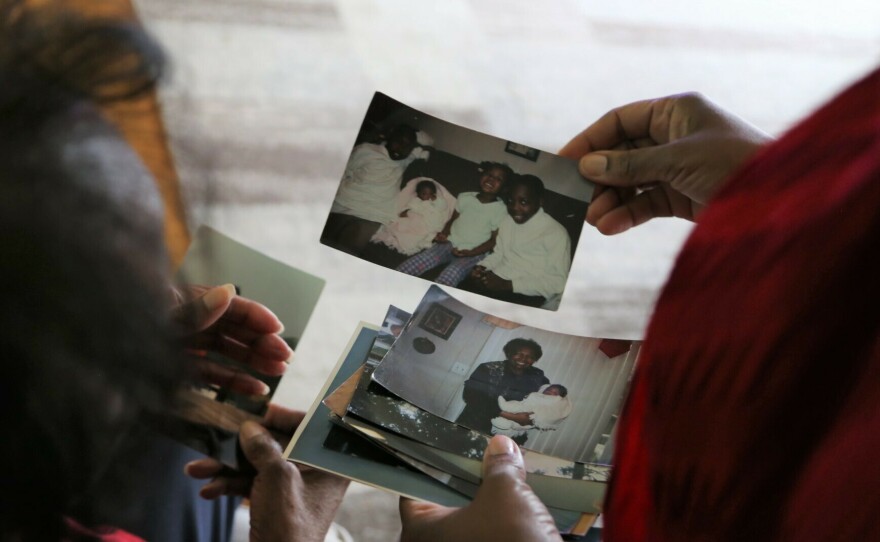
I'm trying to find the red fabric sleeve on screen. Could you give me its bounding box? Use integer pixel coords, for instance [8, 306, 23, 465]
[604, 66, 880, 541]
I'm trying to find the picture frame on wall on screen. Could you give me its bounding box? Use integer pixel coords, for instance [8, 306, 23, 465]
[417, 302, 462, 340]
[504, 141, 540, 161]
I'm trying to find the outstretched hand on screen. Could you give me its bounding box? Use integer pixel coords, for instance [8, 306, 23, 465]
[172, 284, 292, 396]
[559, 93, 771, 234]
[185, 404, 350, 542]
[399, 435, 560, 542]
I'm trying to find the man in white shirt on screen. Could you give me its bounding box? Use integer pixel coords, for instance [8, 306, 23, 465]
[464, 174, 571, 308]
[322, 124, 429, 255]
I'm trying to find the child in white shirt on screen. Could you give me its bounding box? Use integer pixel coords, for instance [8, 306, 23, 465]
[396, 162, 512, 285]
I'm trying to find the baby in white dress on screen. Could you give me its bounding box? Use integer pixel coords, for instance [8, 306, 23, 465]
[371, 178, 452, 255]
[491, 384, 572, 438]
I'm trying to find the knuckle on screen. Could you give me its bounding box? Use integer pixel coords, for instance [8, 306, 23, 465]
[676, 91, 707, 106]
[612, 152, 633, 181]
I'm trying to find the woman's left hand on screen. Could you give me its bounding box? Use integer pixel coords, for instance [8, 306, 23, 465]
[172, 284, 292, 396]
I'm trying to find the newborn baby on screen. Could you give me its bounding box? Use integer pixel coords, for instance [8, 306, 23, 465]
[491, 384, 572, 438]
[371, 178, 453, 255]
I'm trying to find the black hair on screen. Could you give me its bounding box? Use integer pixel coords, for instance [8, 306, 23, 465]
[0, 0, 166, 128]
[386, 123, 417, 143]
[546, 384, 569, 397]
[478, 161, 514, 181]
[415, 179, 437, 195]
[0, 1, 180, 539]
[503, 338, 543, 361]
[507, 173, 545, 200]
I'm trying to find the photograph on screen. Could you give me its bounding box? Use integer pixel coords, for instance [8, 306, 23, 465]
[343, 415, 608, 514]
[371, 286, 639, 464]
[160, 226, 325, 463]
[368, 305, 412, 363]
[285, 323, 586, 534]
[345, 335, 607, 480]
[320, 92, 593, 311]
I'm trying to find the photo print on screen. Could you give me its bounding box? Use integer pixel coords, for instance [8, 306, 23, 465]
[371, 286, 639, 464]
[160, 226, 325, 467]
[285, 323, 592, 532]
[369, 305, 412, 363]
[320, 92, 594, 311]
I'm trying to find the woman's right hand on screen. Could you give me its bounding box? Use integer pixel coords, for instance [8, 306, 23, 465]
[559, 93, 772, 235]
[399, 436, 560, 542]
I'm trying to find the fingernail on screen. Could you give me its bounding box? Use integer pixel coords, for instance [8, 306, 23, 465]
[183, 461, 197, 475]
[580, 154, 608, 178]
[487, 435, 517, 457]
[202, 284, 236, 311]
[271, 339, 293, 359]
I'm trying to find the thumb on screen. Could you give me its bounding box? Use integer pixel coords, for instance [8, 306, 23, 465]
[579, 146, 670, 187]
[481, 435, 526, 483]
[239, 420, 291, 474]
[476, 436, 560, 540]
[173, 283, 235, 333]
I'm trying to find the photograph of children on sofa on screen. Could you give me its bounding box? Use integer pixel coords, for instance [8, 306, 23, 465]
[370, 286, 639, 464]
[320, 92, 593, 311]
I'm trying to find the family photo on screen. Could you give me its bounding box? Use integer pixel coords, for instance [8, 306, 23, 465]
[321, 93, 593, 311]
[343, 322, 607, 480]
[371, 286, 639, 464]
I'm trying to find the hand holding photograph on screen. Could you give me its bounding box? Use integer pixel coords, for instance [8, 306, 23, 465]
[154, 226, 325, 468]
[284, 289, 638, 538]
[372, 286, 638, 465]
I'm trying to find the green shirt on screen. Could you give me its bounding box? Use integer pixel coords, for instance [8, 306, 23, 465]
[448, 192, 507, 250]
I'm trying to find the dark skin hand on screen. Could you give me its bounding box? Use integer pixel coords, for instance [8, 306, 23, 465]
[470, 265, 513, 292]
[434, 210, 459, 243]
[185, 404, 350, 542]
[558, 92, 771, 235]
[399, 435, 560, 542]
[173, 284, 292, 396]
[452, 230, 498, 257]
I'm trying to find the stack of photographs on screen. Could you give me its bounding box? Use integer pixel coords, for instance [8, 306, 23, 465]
[286, 286, 640, 539]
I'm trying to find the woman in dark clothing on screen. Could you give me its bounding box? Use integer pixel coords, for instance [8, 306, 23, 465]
[455, 338, 550, 443]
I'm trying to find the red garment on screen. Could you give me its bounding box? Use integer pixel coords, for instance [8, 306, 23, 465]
[605, 67, 880, 541]
[63, 517, 145, 542]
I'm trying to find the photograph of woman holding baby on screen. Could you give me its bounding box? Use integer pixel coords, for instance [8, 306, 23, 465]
[455, 338, 550, 443]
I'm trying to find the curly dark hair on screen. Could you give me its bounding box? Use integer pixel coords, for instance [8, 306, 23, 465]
[386, 123, 417, 143]
[545, 384, 569, 397]
[507, 173, 545, 200]
[502, 338, 543, 361]
[415, 179, 437, 195]
[0, 1, 181, 539]
[478, 161, 514, 181]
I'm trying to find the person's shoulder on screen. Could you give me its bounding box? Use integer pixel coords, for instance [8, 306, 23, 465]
[470, 360, 496, 372]
[536, 208, 564, 227]
[353, 142, 388, 156]
[536, 209, 568, 237]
